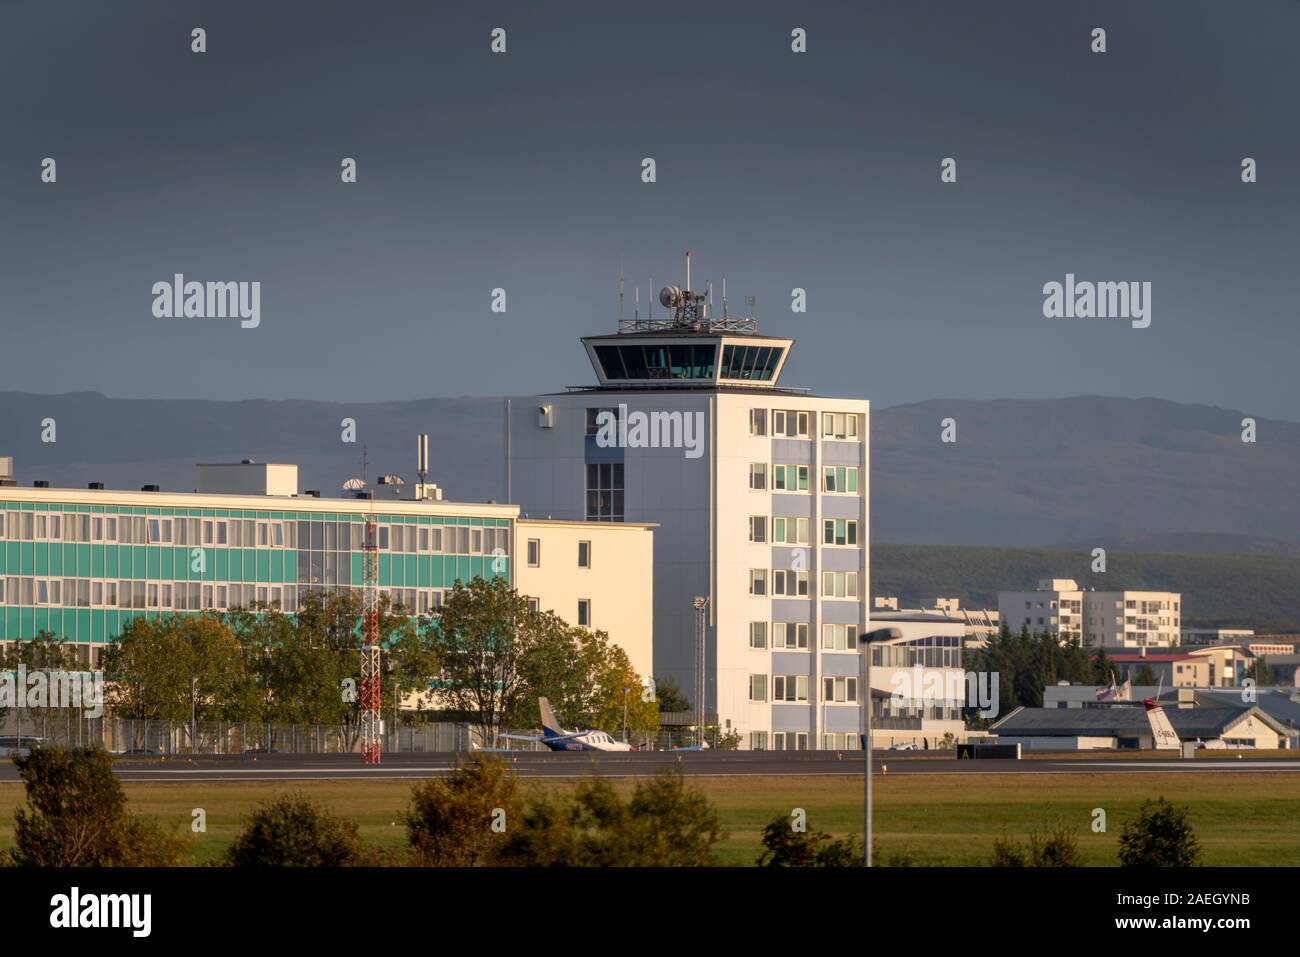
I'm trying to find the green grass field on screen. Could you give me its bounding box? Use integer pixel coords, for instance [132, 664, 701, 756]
[4, 769, 1298, 865]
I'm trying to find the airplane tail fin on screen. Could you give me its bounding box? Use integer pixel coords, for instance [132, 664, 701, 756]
[1144, 698, 1180, 750]
[539, 697, 563, 737]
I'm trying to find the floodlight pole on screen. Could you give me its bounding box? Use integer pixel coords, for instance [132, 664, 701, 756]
[860, 627, 902, 867]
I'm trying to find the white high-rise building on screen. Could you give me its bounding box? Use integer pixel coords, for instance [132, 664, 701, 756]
[506, 263, 868, 749]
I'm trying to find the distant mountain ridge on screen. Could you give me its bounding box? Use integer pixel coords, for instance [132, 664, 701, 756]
[1, 392, 1296, 549]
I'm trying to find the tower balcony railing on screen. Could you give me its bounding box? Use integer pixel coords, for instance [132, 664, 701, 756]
[617, 315, 759, 335]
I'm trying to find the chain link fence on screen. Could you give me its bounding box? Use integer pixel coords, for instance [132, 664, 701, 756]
[2, 713, 735, 754]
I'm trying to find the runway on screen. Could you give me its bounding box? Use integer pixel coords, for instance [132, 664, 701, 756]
[3, 750, 1297, 783]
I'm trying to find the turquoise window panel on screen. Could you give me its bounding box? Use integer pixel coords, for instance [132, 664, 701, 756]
[135, 546, 146, 576]
[256, 550, 270, 583]
[19, 608, 33, 639]
[5, 609, 16, 639]
[215, 549, 228, 581]
[146, 549, 160, 580]
[64, 544, 77, 574]
[228, 550, 243, 581]
[105, 547, 118, 578]
[161, 549, 175, 580]
[457, 556, 471, 583]
[47, 546, 61, 576]
[90, 545, 103, 578]
[34, 608, 48, 636]
[77, 609, 90, 642]
[351, 553, 362, 585]
[405, 555, 417, 585]
[417, 555, 430, 587]
[21, 543, 35, 575]
[243, 549, 256, 581]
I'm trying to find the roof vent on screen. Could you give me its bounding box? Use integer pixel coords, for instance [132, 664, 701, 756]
[141, 484, 160, 493]
[88, 482, 104, 490]
[34, 480, 50, 488]
[303, 489, 320, 498]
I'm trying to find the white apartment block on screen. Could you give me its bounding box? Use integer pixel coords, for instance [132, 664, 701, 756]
[998, 579, 1181, 649]
[1084, 590, 1181, 649]
[998, 579, 1084, 641]
[506, 267, 868, 749]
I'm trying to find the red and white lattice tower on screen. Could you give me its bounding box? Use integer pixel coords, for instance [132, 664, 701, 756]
[359, 493, 382, 764]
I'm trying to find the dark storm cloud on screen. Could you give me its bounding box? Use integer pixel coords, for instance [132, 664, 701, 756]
[1, 0, 1296, 415]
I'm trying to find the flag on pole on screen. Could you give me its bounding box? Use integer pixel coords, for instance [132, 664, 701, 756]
[1095, 673, 1118, 701]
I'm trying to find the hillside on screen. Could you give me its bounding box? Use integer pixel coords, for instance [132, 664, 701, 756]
[872, 544, 1300, 633]
[2, 392, 1299, 550]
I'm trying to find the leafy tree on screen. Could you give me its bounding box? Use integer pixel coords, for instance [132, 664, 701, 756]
[1134, 665, 1158, 687]
[965, 621, 1092, 720]
[757, 813, 861, 866]
[652, 675, 691, 713]
[1, 631, 79, 736]
[224, 794, 375, 866]
[9, 747, 190, 866]
[1246, 654, 1269, 687]
[427, 578, 549, 743]
[1091, 644, 1114, 684]
[512, 625, 656, 735]
[1118, 798, 1201, 867]
[103, 614, 259, 749]
[224, 590, 429, 731]
[430, 578, 654, 742]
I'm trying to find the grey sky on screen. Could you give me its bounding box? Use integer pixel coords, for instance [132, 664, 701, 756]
[2, 1, 1297, 417]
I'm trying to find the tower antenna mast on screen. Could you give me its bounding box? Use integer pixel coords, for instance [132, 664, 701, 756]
[359, 443, 382, 765]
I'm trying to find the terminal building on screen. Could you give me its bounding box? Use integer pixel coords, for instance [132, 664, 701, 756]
[507, 257, 870, 749]
[0, 459, 654, 678]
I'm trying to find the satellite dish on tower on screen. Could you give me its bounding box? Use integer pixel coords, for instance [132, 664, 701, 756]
[659, 285, 682, 309]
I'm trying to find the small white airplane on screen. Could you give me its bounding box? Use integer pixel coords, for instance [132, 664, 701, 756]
[495, 697, 636, 752]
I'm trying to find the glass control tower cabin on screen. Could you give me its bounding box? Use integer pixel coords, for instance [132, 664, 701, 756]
[506, 258, 869, 750]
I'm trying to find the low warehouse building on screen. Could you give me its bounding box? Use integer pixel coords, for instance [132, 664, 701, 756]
[989, 704, 1290, 751]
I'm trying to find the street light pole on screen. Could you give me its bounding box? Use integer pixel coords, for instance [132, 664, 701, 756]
[693, 596, 709, 748]
[622, 685, 629, 743]
[860, 627, 902, 867]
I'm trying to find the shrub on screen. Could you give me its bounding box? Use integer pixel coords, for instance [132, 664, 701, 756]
[10, 747, 189, 866]
[1118, 798, 1201, 867]
[758, 813, 862, 867]
[405, 754, 521, 866]
[224, 794, 372, 867]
